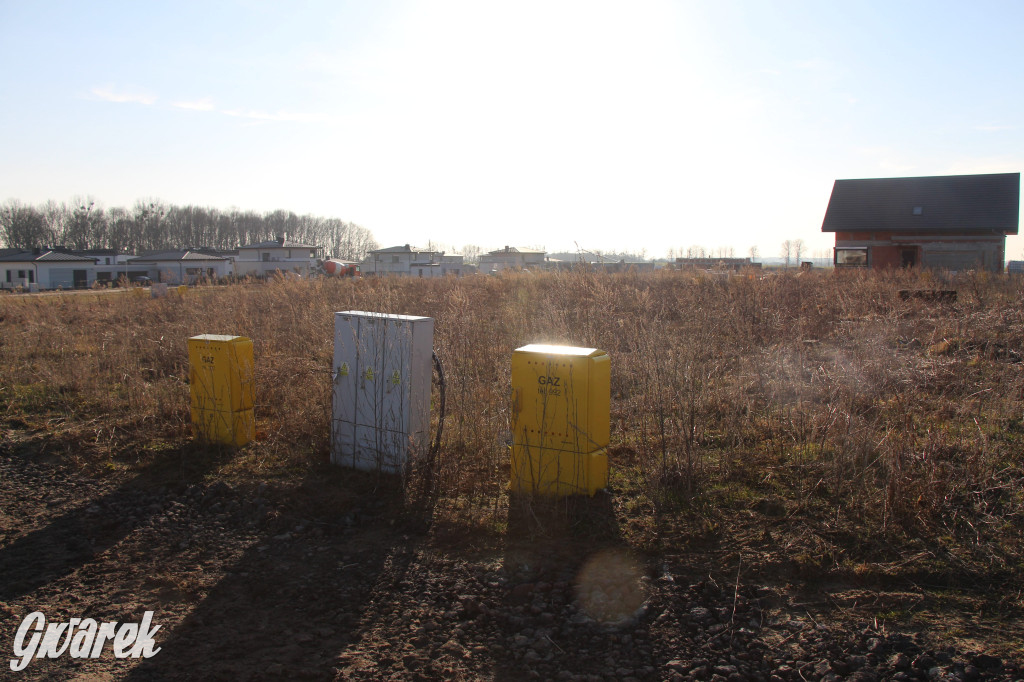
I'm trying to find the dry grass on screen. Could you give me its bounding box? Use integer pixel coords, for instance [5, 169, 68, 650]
[2, 269, 1023, 573]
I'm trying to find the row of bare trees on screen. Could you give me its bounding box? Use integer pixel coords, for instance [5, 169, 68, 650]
[779, 239, 806, 267]
[666, 245, 741, 260]
[666, 241, 811, 266]
[0, 197, 379, 260]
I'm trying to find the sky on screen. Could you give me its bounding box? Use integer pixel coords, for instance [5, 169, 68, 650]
[1, 0, 1022, 260]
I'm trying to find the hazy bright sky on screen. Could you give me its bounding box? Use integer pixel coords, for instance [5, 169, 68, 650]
[1, 0, 1021, 259]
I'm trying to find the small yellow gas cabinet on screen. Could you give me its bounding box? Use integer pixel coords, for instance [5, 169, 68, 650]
[187, 334, 255, 447]
[510, 344, 610, 496]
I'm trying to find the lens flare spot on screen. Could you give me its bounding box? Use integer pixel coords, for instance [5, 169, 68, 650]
[574, 549, 646, 625]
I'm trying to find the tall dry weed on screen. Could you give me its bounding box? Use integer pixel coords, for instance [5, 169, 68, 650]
[1, 269, 1022, 550]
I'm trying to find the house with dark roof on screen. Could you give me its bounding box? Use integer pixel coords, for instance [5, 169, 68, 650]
[361, 244, 467, 277]
[0, 248, 99, 290]
[821, 172, 1020, 272]
[235, 234, 320, 278]
[128, 249, 232, 284]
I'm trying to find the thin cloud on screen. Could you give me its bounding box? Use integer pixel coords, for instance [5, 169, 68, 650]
[221, 108, 330, 123]
[91, 87, 157, 105]
[975, 124, 1014, 132]
[172, 98, 216, 111]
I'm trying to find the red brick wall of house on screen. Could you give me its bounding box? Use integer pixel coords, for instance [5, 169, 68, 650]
[868, 245, 902, 268]
[832, 231, 1005, 271]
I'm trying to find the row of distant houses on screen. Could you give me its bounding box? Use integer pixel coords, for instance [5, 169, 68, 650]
[0, 237, 625, 291]
[358, 244, 667, 277]
[4, 172, 1020, 290]
[359, 244, 551, 278]
[1, 235, 320, 290]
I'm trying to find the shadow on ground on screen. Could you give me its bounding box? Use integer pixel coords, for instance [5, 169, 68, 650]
[0, 441, 228, 604]
[122, 468, 410, 681]
[488, 491, 662, 681]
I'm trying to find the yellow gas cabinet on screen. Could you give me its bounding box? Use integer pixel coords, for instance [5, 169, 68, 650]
[187, 334, 255, 447]
[510, 344, 610, 496]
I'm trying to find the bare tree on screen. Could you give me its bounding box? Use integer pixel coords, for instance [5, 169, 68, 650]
[793, 239, 805, 264]
[66, 197, 108, 250]
[329, 220, 377, 260]
[0, 200, 46, 248]
[780, 240, 792, 267]
[41, 200, 69, 247]
[749, 245, 759, 262]
[107, 207, 133, 253]
[132, 200, 167, 252]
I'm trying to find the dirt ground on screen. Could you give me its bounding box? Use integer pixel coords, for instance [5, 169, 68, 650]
[2, 429, 1022, 681]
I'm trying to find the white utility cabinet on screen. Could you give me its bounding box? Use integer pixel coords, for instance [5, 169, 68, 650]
[332, 310, 434, 474]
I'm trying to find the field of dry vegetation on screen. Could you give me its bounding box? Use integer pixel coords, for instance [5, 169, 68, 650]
[2, 268, 1023, 679]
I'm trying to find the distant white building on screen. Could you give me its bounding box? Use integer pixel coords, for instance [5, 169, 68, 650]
[72, 249, 134, 285]
[235, 235, 321, 278]
[0, 248, 98, 290]
[438, 253, 469, 276]
[362, 244, 467, 277]
[479, 246, 546, 273]
[129, 249, 232, 284]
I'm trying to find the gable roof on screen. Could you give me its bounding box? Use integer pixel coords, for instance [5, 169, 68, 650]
[822, 172, 1020, 235]
[130, 250, 227, 263]
[370, 244, 435, 254]
[238, 239, 317, 250]
[0, 249, 95, 263]
[483, 246, 546, 256]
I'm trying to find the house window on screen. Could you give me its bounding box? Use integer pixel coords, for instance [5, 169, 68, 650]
[835, 247, 868, 267]
[28, 271, 33, 284]
[105, 257, 111, 265]
[18, 270, 26, 279]
[262, 253, 270, 261]
[418, 268, 423, 277]
[5, 270, 10, 283]
[912, 206, 923, 215]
